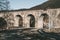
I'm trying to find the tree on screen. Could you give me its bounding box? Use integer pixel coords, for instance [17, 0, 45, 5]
[0, 17, 7, 29]
[0, 0, 9, 11]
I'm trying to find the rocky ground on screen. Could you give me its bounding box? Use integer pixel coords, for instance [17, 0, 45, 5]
[0, 28, 60, 40]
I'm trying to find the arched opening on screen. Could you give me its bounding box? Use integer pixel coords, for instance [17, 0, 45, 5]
[28, 14, 35, 27]
[16, 15, 23, 27]
[40, 13, 49, 29]
[0, 17, 7, 29]
[57, 14, 60, 19]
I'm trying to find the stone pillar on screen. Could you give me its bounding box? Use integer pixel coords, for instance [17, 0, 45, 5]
[48, 16, 51, 30]
[23, 16, 30, 28]
[14, 17, 19, 27]
[48, 15, 54, 31]
[37, 16, 44, 29]
[26, 17, 30, 28]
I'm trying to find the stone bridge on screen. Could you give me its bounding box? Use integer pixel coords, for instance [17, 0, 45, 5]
[0, 8, 60, 30]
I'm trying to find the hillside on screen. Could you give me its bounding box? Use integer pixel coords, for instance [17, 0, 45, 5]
[30, 0, 60, 10]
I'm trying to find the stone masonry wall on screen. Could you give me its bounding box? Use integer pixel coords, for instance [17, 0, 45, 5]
[0, 8, 60, 29]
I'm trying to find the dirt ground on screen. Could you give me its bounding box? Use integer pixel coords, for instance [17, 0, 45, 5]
[0, 29, 60, 40]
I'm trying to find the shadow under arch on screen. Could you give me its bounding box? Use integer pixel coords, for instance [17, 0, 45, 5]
[0, 17, 7, 29]
[57, 14, 60, 19]
[28, 14, 35, 27]
[40, 13, 49, 29]
[16, 15, 23, 27]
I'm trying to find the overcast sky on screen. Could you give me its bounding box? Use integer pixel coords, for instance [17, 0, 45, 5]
[8, 0, 47, 10]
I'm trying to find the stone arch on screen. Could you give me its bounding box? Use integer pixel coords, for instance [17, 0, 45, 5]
[16, 15, 23, 27]
[0, 17, 7, 29]
[57, 14, 60, 19]
[40, 13, 49, 29]
[28, 14, 35, 27]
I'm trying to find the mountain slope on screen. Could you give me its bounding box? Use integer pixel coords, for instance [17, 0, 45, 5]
[30, 0, 60, 10]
